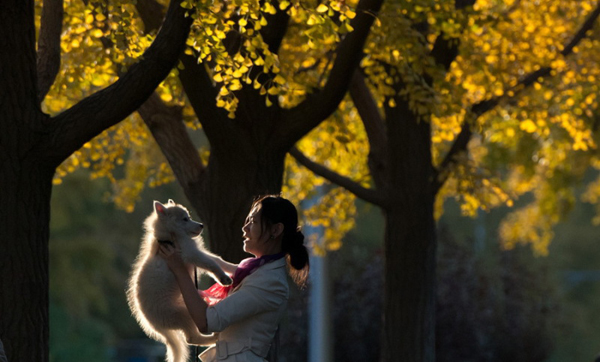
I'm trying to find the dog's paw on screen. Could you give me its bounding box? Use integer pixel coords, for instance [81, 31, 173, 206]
[220, 275, 233, 286]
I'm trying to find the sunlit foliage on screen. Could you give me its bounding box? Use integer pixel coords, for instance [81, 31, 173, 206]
[44, 0, 367, 251]
[362, 0, 600, 255]
[47, 0, 600, 254]
[283, 99, 371, 252]
[454, 0, 600, 254]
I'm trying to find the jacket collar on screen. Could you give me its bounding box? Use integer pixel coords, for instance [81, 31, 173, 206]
[257, 256, 286, 271]
[231, 257, 286, 293]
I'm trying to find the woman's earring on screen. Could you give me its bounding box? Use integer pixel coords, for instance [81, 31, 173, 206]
[270, 235, 275, 239]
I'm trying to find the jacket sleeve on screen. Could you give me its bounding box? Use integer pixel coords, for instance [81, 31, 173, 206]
[205, 272, 288, 333]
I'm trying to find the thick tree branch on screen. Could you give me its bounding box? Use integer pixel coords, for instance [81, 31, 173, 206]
[135, 0, 208, 180]
[260, 0, 290, 54]
[455, 0, 476, 9]
[434, 2, 600, 193]
[562, 3, 600, 56]
[47, 0, 193, 166]
[134, 0, 208, 198]
[283, 0, 384, 144]
[37, 0, 63, 104]
[135, 0, 231, 155]
[349, 70, 388, 191]
[289, 146, 387, 208]
[138, 92, 206, 187]
[136, 0, 165, 33]
[350, 70, 386, 151]
[424, 0, 475, 74]
[179, 54, 234, 142]
[429, 35, 459, 73]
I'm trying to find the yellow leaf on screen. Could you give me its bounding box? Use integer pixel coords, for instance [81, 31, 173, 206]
[264, 2, 276, 14]
[316, 4, 328, 13]
[307, 14, 319, 25]
[91, 29, 103, 38]
[339, 22, 354, 33]
[274, 74, 286, 84]
[520, 119, 537, 133]
[230, 81, 242, 91]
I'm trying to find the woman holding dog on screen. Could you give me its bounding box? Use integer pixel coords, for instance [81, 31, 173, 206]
[158, 195, 309, 362]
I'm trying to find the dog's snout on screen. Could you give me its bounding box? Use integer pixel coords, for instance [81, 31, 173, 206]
[199, 223, 203, 228]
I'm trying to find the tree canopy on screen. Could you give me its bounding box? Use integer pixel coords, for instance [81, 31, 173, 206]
[292, 0, 600, 254]
[51, 0, 600, 256]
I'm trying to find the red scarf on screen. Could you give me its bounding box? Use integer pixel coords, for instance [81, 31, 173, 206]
[200, 253, 285, 305]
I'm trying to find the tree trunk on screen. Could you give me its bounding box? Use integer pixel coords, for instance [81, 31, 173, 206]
[194, 145, 287, 262]
[0, 2, 53, 359]
[138, 89, 288, 264]
[0, 157, 54, 362]
[382, 99, 436, 362]
[0, 0, 191, 359]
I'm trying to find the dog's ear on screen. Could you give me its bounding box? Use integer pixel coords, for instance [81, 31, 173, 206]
[154, 201, 167, 216]
[168, 199, 175, 205]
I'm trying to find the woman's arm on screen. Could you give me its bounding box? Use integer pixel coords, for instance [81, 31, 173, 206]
[159, 243, 209, 334]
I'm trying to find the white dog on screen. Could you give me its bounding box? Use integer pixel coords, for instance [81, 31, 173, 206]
[127, 200, 234, 362]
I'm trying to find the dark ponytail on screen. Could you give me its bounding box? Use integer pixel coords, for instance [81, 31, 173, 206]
[284, 227, 309, 287]
[253, 195, 310, 287]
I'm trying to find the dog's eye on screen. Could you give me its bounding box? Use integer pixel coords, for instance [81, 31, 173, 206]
[183, 217, 189, 222]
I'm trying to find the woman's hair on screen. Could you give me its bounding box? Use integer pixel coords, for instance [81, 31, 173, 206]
[252, 195, 309, 287]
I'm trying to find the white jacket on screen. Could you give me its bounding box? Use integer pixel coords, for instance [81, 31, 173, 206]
[200, 257, 289, 362]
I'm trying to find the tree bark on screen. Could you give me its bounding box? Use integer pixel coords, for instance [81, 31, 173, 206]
[137, 92, 288, 263]
[0, 1, 51, 358]
[0, 158, 54, 362]
[37, 0, 63, 103]
[383, 95, 436, 362]
[197, 145, 287, 262]
[0, 0, 192, 360]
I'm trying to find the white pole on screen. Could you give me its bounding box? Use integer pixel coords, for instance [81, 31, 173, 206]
[308, 251, 332, 362]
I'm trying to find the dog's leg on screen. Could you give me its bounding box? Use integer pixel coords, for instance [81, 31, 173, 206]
[187, 250, 233, 286]
[184, 329, 218, 346]
[182, 318, 218, 346]
[210, 256, 238, 275]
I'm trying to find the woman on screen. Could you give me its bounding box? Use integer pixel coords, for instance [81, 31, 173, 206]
[158, 195, 309, 362]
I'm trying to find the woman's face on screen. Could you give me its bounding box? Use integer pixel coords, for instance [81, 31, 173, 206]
[242, 206, 268, 257]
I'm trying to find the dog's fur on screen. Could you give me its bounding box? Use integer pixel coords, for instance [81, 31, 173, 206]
[127, 200, 233, 362]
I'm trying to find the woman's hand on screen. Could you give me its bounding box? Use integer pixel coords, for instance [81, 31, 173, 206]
[158, 239, 187, 276]
[158, 238, 210, 333]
